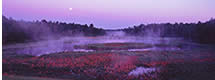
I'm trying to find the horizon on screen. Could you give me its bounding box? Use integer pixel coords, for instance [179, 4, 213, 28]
[3, 15, 214, 30]
[3, 0, 215, 29]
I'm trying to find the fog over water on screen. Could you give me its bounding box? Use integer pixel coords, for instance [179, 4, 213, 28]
[3, 31, 214, 56]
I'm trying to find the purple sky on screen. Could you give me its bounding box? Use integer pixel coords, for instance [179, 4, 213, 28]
[3, 0, 215, 29]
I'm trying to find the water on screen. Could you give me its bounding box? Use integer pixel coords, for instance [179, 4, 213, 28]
[3, 34, 215, 56]
[128, 67, 158, 76]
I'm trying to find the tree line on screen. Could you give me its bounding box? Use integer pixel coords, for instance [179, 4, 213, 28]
[123, 19, 215, 44]
[2, 16, 106, 44]
[3, 15, 215, 44]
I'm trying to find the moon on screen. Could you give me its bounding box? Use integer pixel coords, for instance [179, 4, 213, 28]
[69, 8, 73, 11]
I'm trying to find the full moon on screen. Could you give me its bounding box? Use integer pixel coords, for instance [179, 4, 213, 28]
[69, 8, 73, 11]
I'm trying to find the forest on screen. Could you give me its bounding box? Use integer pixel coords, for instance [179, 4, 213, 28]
[2, 16, 106, 44]
[123, 19, 215, 44]
[3, 15, 215, 45]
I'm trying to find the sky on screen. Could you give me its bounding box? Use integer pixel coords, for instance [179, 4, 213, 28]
[3, 0, 215, 29]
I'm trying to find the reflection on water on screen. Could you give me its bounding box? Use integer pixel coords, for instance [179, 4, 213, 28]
[128, 66, 158, 76]
[128, 47, 181, 52]
[73, 49, 94, 52]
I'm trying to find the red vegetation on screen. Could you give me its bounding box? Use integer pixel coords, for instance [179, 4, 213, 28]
[3, 53, 140, 79]
[3, 53, 215, 79]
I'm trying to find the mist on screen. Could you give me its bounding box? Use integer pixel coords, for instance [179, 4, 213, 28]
[3, 15, 215, 56]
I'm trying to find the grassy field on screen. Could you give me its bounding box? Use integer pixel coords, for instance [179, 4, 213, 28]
[3, 42, 215, 80]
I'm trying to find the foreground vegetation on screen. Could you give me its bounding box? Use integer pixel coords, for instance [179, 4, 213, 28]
[3, 75, 68, 80]
[3, 43, 215, 80]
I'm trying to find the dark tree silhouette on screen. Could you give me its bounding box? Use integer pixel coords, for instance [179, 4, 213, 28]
[2, 16, 106, 44]
[123, 19, 215, 44]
